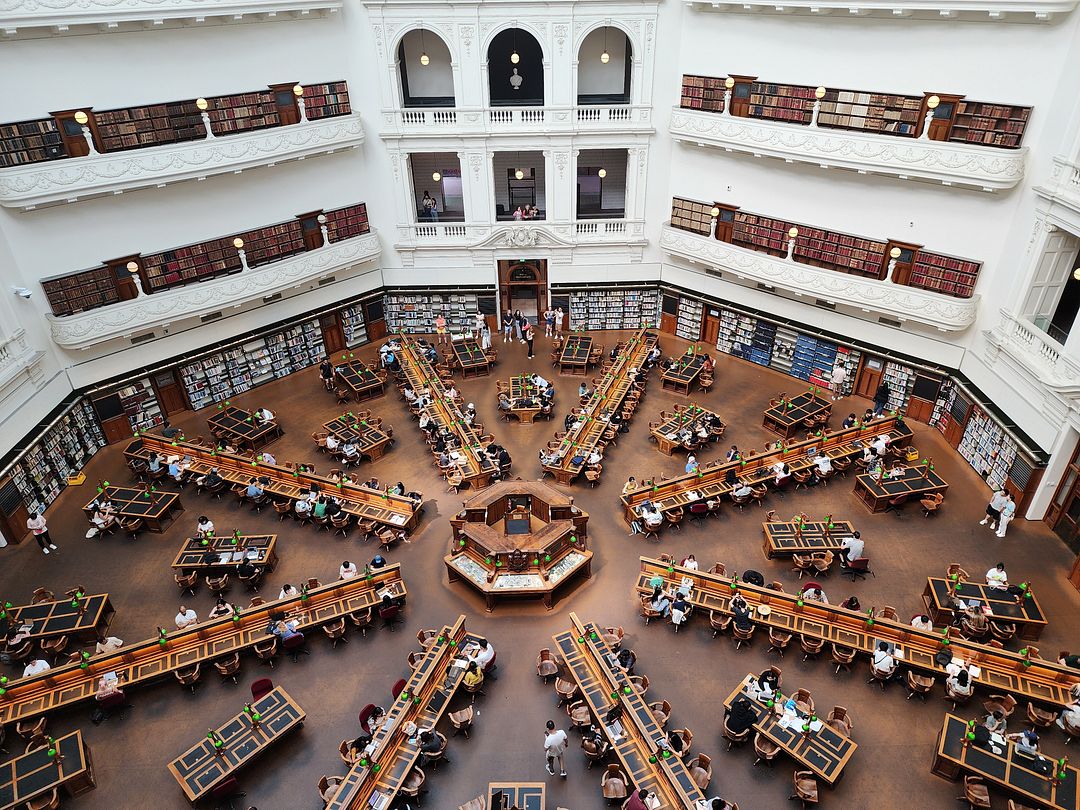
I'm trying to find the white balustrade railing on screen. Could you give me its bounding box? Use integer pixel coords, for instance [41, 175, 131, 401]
[413, 223, 470, 240]
[574, 220, 628, 237]
[993, 310, 1080, 388]
[401, 109, 458, 126]
[382, 105, 651, 136]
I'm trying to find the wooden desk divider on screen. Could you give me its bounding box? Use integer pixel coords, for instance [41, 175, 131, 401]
[326, 614, 478, 809]
[0, 566, 406, 725]
[127, 433, 419, 531]
[635, 558, 1079, 709]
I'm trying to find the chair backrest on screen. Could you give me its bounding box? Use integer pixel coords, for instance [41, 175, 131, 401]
[380, 604, 400, 621]
[97, 690, 127, 710]
[850, 557, 870, 571]
[392, 678, 407, 698]
[251, 678, 274, 700]
[282, 633, 305, 650]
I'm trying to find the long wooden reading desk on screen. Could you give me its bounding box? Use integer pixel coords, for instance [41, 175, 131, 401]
[854, 465, 949, 513]
[168, 686, 305, 803]
[650, 403, 723, 456]
[322, 413, 394, 462]
[326, 614, 479, 810]
[923, 577, 1047, 641]
[0, 566, 406, 725]
[452, 336, 491, 378]
[763, 391, 832, 439]
[933, 713, 1079, 810]
[171, 533, 278, 572]
[542, 329, 658, 485]
[558, 334, 593, 375]
[207, 406, 282, 451]
[335, 359, 386, 402]
[508, 374, 543, 424]
[553, 612, 707, 809]
[1, 593, 114, 644]
[634, 558, 1080, 709]
[761, 519, 856, 559]
[126, 434, 419, 531]
[724, 674, 856, 785]
[82, 484, 183, 533]
[489, 782, 545, 810]
[0, 730, 95, 810]
[621, 417, 913, 524]
[397, 336, 500, 488]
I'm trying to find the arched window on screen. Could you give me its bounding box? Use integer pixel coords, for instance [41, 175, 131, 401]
[488, 28, 544, 107]
[577, 26, 632, 105]
[397, 28, 454, 108]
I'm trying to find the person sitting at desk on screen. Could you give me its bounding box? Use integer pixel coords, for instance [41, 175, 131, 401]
[292, 498, 310, 519]
[196, 515, 215, 537]
[649, 585, 672, 617]
[681, 554, 699, 571]
[872, 641, 897, 678]
[578, 382, 590, 399]
[1057, 684, 1080, 731]
[541, 384, 555, 402]
[532, 373, 550, 390]
[95, 673, 124, 701]
[312, 498, 329, 520]
[91, 506, 117, 534]
[814, 454, 833, 476]
[632, 367, 647, 386]
[444, 383, 458, 401]
[842, 413, 857, 429]
[840, 531, 864, 564]
[497, 448, 512, 468]
[863, 408, 875, 423]
[341, 441, 359, 463]
[671, 593, 691, 627]
[583, 448, 603, 469]
[208, 598, 234, 619]
[175, 604, 198, 630]
[1008, 729, 1041, 756]
[771, 462, 791, 486]
[95, 635, 124, 655]
[646, 345, 662, 366]
[683, 454, 699, 475]
[463, 661, 484, 689]
[196, 467, 223, 489]
[861, 446, 875, 464]
[911, 614, 933, 632]
[325, 498, 344, 519]
[417, 730, 443, 764]
[245, 478, 263, 499]
[417, 411, 432, 433]
[947, 665, 975, 699]
[726, 445, 740, 462]
[271, 616, 301, 641]
[641, 503, 663, 532]
[732, 479, 753, 499]
[279, 583, 300, 599]
[986, 562, 1009, 589]
[255, 407, 275, 422]
[167, 457, 185, 483]
[469, 638, 495, 670]
[371, 555, 388, 570]
[838, 596, 860, 611]
[726, 695, 757, 734]
[702, 354, 715, 374]
[403, 385, 417, 404]
[497, 393, 512, 413]
[697, 799, 736, 810]
[1059, 653, 1080, 669]
[731, 594, 753, 632]
[751, 668, 779, 700]
[23, 657, 50, 678]
[346, 734, 373, 764]
[237, 557, 259, 579]
[871, 435, 889, 456]
[802, 584, 829, 604]
[624, 789, 656, 810]
[984, 709, 1007, 734]
[160, 420, 179, 439]
[147, 452, 162, 473]
[339, 560, 358, 580]
[260, 451, 276, 466]
[694, 422, 710, 443]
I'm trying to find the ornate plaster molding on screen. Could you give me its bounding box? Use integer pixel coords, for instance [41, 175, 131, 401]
[380, 105, 654, 140]
[0, 115, 364, 210]
[659, 225, 978, 332]
[47, 234, 381, 349]
[685, 0, 1074, 21]
[395, 221, 648, 252]
[669, 108, 1026, 192]
[985, 309, 1080, 393]
[0, 0, 340, 35]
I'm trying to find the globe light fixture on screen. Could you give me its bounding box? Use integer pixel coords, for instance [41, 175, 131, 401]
[432, 171, 441, 182]
[196, 98, 208, 111]
[597, 168, 607, 178]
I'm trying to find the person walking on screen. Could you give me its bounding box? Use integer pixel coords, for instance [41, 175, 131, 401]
[555, 307, 564, 335]
[543, 719, 568, 777]
[980, 489, 1009, 532]
[830, 363, 848, 401]
[524, 319, 535, 359]
[873, 380, 891, 416]
[996, 492, 1017, 538]
[26, 511, 57, 554]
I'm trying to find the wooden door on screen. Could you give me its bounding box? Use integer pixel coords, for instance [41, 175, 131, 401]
[660, 295, 679, 335]
[854, 356, 884, 399]
[364, 298, 387, 341]
[152, 370, 188, 415]
[297, 212, 324, 251]
[50, 109, 97, 158]
[923, 93, 962, 141]
[1047, 437, 1080, 535]
[702, 309, 721, 346]
[715, 205, 738, 243]
[270, 83, 301, 125]
[320, 314, 346, 355]
[0, 477, 30, 545]
[882, 241, 921, 285]
[729, 75, 756, 118]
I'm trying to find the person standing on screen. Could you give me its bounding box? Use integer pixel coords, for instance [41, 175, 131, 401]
[873, 380, 891, 416]
[422, 191, 435, 220]
[830, 363, 848, 401]
[481, 324, 492, 351]
[980, 489, 1009, 532]
[434, 312, 448, 345]
[513, 310, 524, 340]
[26, 511, 57, 555]
[996, 493, 1016, 538]
[543, 719, 568, 777]
[524, 319, 535, 359]
[555, 307, 564, 335]
[503, 311, 513, 343]
[544, 307, 555, 337]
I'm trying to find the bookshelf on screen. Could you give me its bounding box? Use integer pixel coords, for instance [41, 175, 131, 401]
[959, 406, 1018, 490]
[385, 292, 480, 334]
[718, 310, 758, 359]
[744, 320, 776, 367]
[236, 220, 306, 267]
[732, 211, 887, 277]
[790, 334, 838, 383]
[41, 267, 120, 316]
[243, 339, 276, 386]
[117, 378, 163, 433]
[948, 101, 1031, 150]
[670, 197, 714, 236]
[304, 81, 352, 120]
[142, 235, 243, 292]
[747, 81, 816, 125]
[817, 90, 923, 136]
[324, 203, 370, 242]
[206, 90, 280, 135]
[0, 118, 66, 168]
[568, 288, 659, 330]
[680, 75, 727, 113]
[908, 250, 982, 298]
[675, 297, 704, 341]
[339, 304, 368, 348]
[770, 325, 798, 375]
[882, 361, 916, 413]
[731, 211, 789, 257]
[94, 101, 204, 152]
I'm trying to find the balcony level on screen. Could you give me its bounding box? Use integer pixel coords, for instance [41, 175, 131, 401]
[985, 310, 1080, 393]
[0, 0, 341, 38]
[670, 107, 1027, 193]
[686, 0, 1075, 21]
[659, 224, 979, 333]
[380, 105, 654, 140]
[0, 114, 364, 210]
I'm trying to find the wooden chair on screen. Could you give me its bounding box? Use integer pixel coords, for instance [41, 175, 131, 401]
[958, 776, 992, 809]
[983, 693, 1018, 720]
[464, 670, 486, 699]
[274, 500, 292, 521]
[206, 573, 230, 596]
[790, 770, 819, 807]
[174, 571, 198, 597]
[867, 660, 893, 691]
[120, 517, 144, 541]
[213, 652, 242, 685]
[722, 716, 751, 750]
[669, 727, 693, 758]
[791, 554, 814, 579]
[419, 731, 449, 769]
[40, 635, 69, 661]
[800, 635, 824, 662]
[710, 610, 732, 638]
[348, 607, 374, 638]
[664, 507, 684, 531]
[174, 663, 201, 694]
[601, 764, 629, 802]
[449, 705, 475, 738]
[400, 766, 426, 803]
[921, 492, 944, 516]
[23, 789, 60, 810]
[630, 674, 650, 697]
[649, 700, 671, 728]
[946, 563, 970, 581]
[688, 753, 712, 788]
[567, 699, 592, 731]
[767, 627, 792, 657]
[30, 587, 54, 604]
[536, 648, 560, 683]
[792, 688, 815, 715]
[582, 735, 609, 770]
[989, 621, 1017, 643]
[732, 623, 755, 650]
[318, 775, 344, 805]
[754, 732, 781, 765]
[792, 469, 814, 490]
[906, 670, 934, 701]
[602, 626, 624, 649]
[555, 677, 579, 707]
[15, 718, 47, 740]
[254, 637, 278, 668]
[826, 706, 853, 737]
[730, 491, 752, 511]
[878, 605, 899, 621]
[811, 551, 834, 577]
[1027, 700, 1058, 731]
[323, 618, 348, 649]
[640, 596, 664, 625]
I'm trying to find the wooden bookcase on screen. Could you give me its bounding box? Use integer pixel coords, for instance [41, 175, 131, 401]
[94, 101, 205, 152]
[817, 89, 923, 136]
[323, 203, 370, 242]
[680, 75, 727, 112]
[670, 197, 714, 236]
[746, 80, 817, 125]
[41, 267, 120, 316]
[236, 220, 306, 267]
[205, 90, 280, 135]
[907, 249, 982, 298]
[948, 100, 1031, 149]
[305, 81, 352, 119]
[0, 118, 66, 168]
[142, 235, 244, 292]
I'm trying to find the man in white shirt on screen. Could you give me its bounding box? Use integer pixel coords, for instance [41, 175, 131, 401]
[470, 638, 495, 670]
[339, 560, 358, 580]
[980, 489, 1009, 531]
[295, 498, 311, 517]
[996, 494, 1017, 539]
[872, 642, 897, 676]
[279, 583, 300, 600]
[814, 455, 833, 476]
[840, 531, 864, 563]
[196, 516, 215, 537]
[23, 658, 51, 678]
[830, 364, 848, 400]
[256, 408, 275, 421]
[986, 562, 1009, 589]
[96, 636, 124, 654]
[911, 615, 933, 632]
[26, 511, 57, 554]
[732, 480, 753, 499]
[871, 435, 889, 456]
[261, 451, 276, 466]
[543, 719, 569, 778]
[174, 605, 199, 630]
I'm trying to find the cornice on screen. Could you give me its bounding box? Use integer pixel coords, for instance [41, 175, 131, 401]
[0, 0, 340, 36]
[394, 222, 649, 252]
[669, 108, 1026, 192]
[0, 115, 364, 210]
[686, 0, 1074, 21]
[47, 234, 381, 349]
[659, 225, 979, 332]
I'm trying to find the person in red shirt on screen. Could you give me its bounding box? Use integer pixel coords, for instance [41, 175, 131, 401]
[624, 789, 653, 810]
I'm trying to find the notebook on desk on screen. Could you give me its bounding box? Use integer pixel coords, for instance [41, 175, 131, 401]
[368, 791, 389, 809]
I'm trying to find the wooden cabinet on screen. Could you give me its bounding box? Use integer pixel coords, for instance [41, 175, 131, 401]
[922, 92, 963, 142]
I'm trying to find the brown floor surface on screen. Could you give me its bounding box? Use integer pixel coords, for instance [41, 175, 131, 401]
[3, 328, 1078, 810]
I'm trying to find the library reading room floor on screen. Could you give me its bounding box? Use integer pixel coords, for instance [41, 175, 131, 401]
[2, 329, 1076, 810]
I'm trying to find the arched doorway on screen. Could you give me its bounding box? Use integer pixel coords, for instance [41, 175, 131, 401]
[576, 26, 632, 104]
[397, 28, 454, 108]
[488, 28, 544, 107]
[498, 259, 547, 325]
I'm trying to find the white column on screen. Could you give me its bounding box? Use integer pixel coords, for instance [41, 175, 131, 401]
[570, 149, 580, 222]
[1026, 426, 1078, 519]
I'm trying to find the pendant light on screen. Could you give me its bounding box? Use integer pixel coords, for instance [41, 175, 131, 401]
[432, 171, 441, 182]
[598, 168, 607, 178]
[600, 26, 610, 64]
[510, 27, 520, 64]
[515, 149, 524, 181]
[419, 24, 429, 66]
